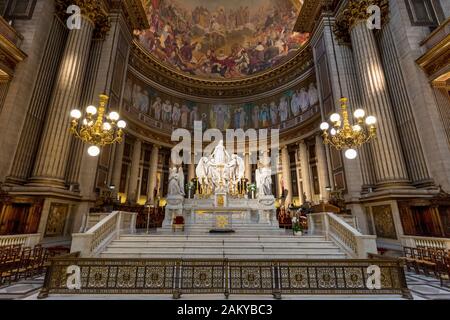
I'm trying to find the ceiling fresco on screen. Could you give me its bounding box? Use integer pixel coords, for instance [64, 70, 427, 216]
[137, 0, 309, 80]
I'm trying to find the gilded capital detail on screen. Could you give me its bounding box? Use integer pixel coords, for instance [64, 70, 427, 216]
[334, 0, 389, 42]
[55, 0, 111, 38]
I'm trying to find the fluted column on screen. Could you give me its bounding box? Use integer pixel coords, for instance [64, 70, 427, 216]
[111, 140, 125, 190]
[281, 146, 293, 205]
[30, 15, 94, 187]
[299, 141, 312, 202]
[188, 152, 195, 182]
[346, 3, 410, 188]
[294, 149, 303, 204]
[245, 152, 252, 183]
[316, 135, 330, 202]
[147, 145, 160, 203]
[127, 139, 141, 203]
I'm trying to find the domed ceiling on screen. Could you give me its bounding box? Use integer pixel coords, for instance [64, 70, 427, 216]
[138, 0, 309, 81]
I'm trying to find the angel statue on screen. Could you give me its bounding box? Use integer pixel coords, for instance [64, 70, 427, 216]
[255, 166, 273, 197]
[168, 167, 185, 196]
[226, 154, 245, 183]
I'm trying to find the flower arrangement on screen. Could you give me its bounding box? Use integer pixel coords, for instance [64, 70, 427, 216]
[292, 216, 304, 235]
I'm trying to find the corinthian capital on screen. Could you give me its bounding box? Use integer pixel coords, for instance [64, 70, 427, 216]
[334, 0, 389, 43]
[56, 0, 111, 39]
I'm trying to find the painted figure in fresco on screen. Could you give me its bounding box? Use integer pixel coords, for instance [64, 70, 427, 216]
[124, 79, 133, 104]
[269, 101, 279, 125]
[138, 86, 150, 114]
[162, 100, 172, 122]
[180, 104, 189, 128]
[308, 82, 319, 107]
[252, 105, 260, 129]
[299, 87, 309, 112]
[190, 106, 200, 128]
[139, 1, 308, 79]
[172, 102, 181, 126]
[240, 107, 246, 129]
[151, 97, 162, 120]
[234, 107, 241, 129]
[291, 89, 301, 117]
[215, 105, 225, 130]
[201, 113, 208, 131]
[279, 96, 289, 122]
[260, 104, 270, 127]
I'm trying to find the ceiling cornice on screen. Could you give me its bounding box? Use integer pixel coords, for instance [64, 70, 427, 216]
[129, 40, 314, 99]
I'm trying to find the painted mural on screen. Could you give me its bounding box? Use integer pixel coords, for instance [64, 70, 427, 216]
[138, 0, 309, 79]
[123, 72, 319, 131]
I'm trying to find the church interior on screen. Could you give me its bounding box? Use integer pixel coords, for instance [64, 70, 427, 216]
[0, 0, 450, 301]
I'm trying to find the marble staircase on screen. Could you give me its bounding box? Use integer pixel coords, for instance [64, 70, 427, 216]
[100, 232, 348, 260]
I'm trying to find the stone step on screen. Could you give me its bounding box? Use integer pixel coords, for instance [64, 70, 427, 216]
[118, 234, 324, 240]
[115, 238, 328, 244]
[100, 252, 347, 259]
[107, 242, 338, 249]
[103, 247, 343, 255]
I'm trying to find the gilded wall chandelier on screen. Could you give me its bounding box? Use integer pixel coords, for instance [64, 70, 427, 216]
[70, 94, 126, 156]
[319, 8, 377, 160]
[68, 20, 125, 157]
[320, 98, 376, 159]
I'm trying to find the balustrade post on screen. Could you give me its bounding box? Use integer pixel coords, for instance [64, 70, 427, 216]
[130, 213, 137, 234]
[323, 213, 330, 240]
[116, 211, 123, 237]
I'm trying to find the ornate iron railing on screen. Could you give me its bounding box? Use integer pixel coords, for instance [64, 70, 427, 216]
[39, 256, 412, 299]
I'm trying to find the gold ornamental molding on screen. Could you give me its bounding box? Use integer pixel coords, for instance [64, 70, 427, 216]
[129, 40, 314, 99]
[417, 17, 450, 82]
[110, 0, 149, 32]
[294, 0, 333, 33]
[0, 17, 26, 80]
[55, 0, 111, 39]
[334, 0, 389, 43]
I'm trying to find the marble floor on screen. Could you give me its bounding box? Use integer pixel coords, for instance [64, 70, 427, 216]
[0, 270, 448, 300]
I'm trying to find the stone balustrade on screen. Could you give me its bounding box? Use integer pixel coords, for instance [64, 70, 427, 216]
[71, 211, 137, 257]
[401, 235, 450, 250]
[308, 212, 377, 258]
[0, 233, 41, 248]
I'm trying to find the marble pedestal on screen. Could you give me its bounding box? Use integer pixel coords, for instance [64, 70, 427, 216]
[162, 195, 184, 227]
[162, 195, 278, 230]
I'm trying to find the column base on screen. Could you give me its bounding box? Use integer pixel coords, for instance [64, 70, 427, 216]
[4, 176, 27, 186]
[374, 180, 414, 191]
[27, 176, 67, 189]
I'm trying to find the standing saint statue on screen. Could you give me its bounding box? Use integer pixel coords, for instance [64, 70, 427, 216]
[211, 140, 230, 165]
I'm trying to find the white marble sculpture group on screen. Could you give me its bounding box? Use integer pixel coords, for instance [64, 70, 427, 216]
[167, 140, 272, 198]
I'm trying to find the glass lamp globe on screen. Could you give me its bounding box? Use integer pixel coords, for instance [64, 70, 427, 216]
[330, 113, 341, 123]
[345, 149, 358, 160]
[330, 128, 337, 136]
[366, 116, 377, 125]
[87, 145, 100, 157]
[354, 109, 365, 118]
[352, 124, 362, 132]
[86, 105, 97, 115]
[117, 120, 127, 129]
[320, 122, 330, 131]
[109, 112, 120, 121]
[70, 109, 82, 119]
[103, 122, 112, 131]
